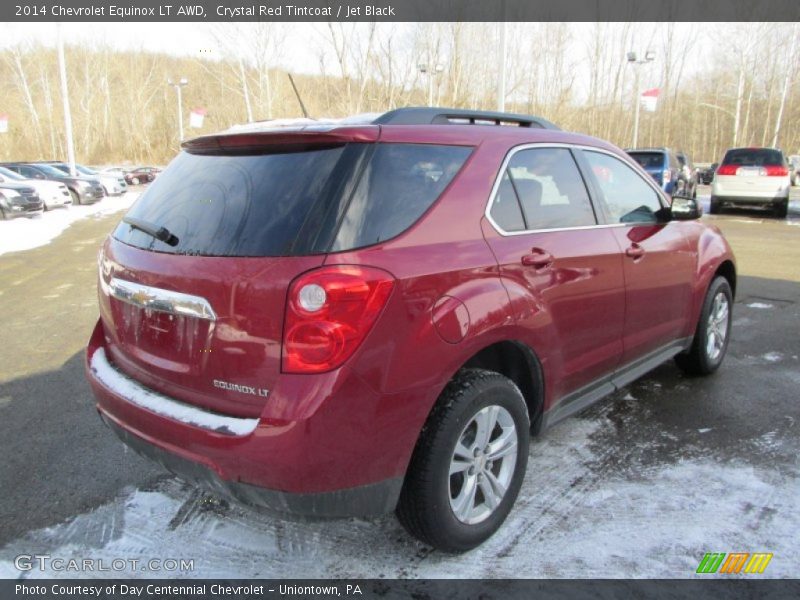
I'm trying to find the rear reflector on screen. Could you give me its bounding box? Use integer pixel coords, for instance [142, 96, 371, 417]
[282, 266, 394, 374]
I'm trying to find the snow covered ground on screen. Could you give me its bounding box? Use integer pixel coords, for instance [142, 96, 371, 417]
[1, 395, 796, 579]
[0, 193, 139, 257]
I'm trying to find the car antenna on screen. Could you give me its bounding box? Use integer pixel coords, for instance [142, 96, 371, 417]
[287, 73, 310, 119]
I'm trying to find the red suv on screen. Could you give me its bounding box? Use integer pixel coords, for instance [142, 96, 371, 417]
[86, 108, 736, 552]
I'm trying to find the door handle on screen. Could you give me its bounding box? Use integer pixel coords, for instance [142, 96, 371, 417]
[521, 248, 554, 269]
[625, 243, 645, 259]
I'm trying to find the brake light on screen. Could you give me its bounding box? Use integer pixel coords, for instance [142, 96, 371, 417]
[764, 165, 789, 177]
[282, 266, 395, 373]
[716, 164, 738, 176]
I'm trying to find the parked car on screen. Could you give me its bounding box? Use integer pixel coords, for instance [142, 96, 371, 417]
[1, 163, 105, 205]
[124, 166, 160, 185]
[710, 147, 791, 217]
[0, 166, 71, 210]
[0, 183, 43, 219]
[49, 162, 127, 196]
[699, 162, 718, 185]
[86, 107, 736, 552]
[625, 147, 684, 195]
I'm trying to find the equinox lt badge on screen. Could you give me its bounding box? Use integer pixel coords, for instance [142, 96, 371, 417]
[213, 379, 269, 397]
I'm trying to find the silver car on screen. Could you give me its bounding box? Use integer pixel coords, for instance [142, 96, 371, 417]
[710, 147, 791, 218]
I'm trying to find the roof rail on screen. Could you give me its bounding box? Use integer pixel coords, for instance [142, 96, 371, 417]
[373, 107, 560, 130]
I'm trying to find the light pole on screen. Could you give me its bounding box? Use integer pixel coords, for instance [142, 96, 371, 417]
[418, 62, 444, 106]
[627, 50, 656, 148]
[168, 77, 188, 142]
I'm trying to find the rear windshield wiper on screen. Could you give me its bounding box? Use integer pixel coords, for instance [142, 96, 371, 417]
[123, 217, 179, 247]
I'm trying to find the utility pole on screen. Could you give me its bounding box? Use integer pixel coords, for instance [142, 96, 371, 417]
[627, 50, 656, 148]
[168, 78, 188, 143]
[418, 62, 444, 106]
[57, 24, 76, 177]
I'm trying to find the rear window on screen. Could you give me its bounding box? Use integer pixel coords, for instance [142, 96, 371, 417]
[113, 143, 471, 257]
[722, 148, 784, 166]
[627, 152, 665, 169]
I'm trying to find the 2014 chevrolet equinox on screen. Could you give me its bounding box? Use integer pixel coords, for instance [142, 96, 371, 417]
[86, 108, 736, 552]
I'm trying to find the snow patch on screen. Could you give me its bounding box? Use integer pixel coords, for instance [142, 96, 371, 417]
[90, 348, 259, 436]
[697, 428, 712, 434]
[746, 302, 773, 309]
[1, 411, 797, 579]
[762, 352, 783, 363]
[0, 193, 138, 256]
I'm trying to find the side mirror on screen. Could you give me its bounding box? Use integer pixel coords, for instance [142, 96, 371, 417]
[670, 196, 702, 220]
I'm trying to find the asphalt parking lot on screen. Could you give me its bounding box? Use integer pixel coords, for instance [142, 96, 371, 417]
[0, 186, 798, 578]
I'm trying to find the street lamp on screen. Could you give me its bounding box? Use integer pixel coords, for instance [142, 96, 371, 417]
[418, 62, 444, 106]
[167, 77, 189, 142]
[627, 50, 656, 148]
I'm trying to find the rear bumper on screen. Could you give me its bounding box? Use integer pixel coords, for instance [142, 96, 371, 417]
[712, 178, 790, 201]
[102, 414, 402, 518]
[712, 195, 788, 207]
[85, 319, 419, 518]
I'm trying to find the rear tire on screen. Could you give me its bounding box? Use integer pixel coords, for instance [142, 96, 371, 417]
[774, 199, 788, 219]
[396, 369, 530, 552]
[69, 190, 82, 206]
[709, 196, 721, 214]
[675, 276, 733, 376]
[0, 206, 7, 220]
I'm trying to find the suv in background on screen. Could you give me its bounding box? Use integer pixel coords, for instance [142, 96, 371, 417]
[1, 162, 105, 205]
[711, 147, 791, 217]
[86, 108, 736, 552]
[0, 166, 71, 211]
[0, 183, 43, 219]
[625, 147, 685, 195]
[49, 162, 127, 196]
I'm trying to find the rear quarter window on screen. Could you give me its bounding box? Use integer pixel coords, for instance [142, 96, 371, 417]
[722, 148, 784, 166]
[331, 144, 471, 251]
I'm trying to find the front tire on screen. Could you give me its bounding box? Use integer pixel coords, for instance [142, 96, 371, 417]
[396, 369, 530, 552]
[130, 177, 140, 186]
[675, 276, 733, 376]
[69, 190, 82, 206]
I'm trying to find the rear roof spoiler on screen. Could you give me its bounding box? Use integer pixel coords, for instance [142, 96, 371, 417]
[373, 107, 560, 130]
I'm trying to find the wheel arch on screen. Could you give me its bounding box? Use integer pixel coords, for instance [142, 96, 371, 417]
[714, 259, 737, 299]
[459, 339, 546, 435]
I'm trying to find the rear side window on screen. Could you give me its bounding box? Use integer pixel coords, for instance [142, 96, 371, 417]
[489, 147, 596, 231]
[627, 152, 664, 169]
[113, 143, 471, 257]
[722, 148, 785, 166]
[331, 144, 471, 251]
[585, 151, 663, 223]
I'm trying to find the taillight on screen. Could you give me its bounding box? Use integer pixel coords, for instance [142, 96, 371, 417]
[282, 266, 395, 374]
[764, 165, 789, 177]
[716, 164, 738, 176]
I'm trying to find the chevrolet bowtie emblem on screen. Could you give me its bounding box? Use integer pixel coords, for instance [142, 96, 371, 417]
[131, 289, 155, 306]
